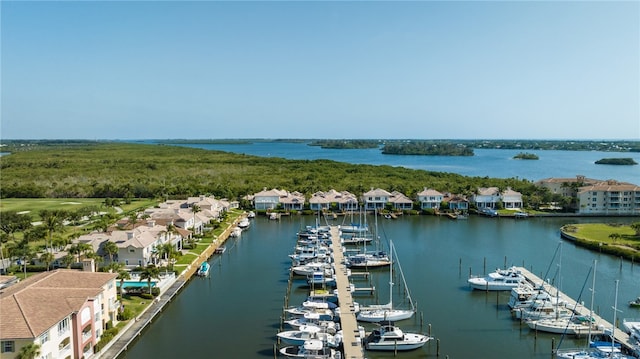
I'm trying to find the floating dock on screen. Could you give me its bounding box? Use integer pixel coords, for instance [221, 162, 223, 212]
[329, 225, 366, 359]
[516, 266, 633, 352]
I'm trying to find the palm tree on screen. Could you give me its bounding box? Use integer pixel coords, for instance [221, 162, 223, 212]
[139, 264, 160, 295]
[39, 210, 66, 254]
[103, 241, 119, 264]
[116, 266, 131, 295]
[16, 343, 41, 359]
[191, 204, 201, 235]
[39, 251, 55, 271]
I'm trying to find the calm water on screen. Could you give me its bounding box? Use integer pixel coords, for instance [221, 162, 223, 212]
[120, 215, 640, 359]
[161, 141, 640, 184]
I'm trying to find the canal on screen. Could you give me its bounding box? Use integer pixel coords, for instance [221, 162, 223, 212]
[118, 214, 640, 358]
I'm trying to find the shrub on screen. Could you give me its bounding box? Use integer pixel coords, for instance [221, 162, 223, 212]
[117, 307, 133, 321]
[151, 287, 160, 296]
[140, 293, 154, 300]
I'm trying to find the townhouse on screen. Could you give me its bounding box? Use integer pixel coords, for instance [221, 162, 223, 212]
[0, 269, 119, 359]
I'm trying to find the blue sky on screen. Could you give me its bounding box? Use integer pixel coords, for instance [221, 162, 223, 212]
[1, 1, 638, 140]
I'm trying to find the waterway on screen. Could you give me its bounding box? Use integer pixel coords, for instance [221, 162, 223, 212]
[119, 214, 640, 359]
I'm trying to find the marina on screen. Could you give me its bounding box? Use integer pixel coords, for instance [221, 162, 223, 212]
[118, 214, 640, 358]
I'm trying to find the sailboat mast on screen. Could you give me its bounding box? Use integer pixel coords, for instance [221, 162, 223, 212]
[389, 240, 394, 310]
[611, 279, 619, 354]
[588, 259, 597, 344]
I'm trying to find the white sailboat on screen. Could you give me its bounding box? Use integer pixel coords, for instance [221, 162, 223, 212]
[357, 240, 415, 323]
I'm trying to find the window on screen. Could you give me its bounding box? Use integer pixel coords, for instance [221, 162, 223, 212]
[39, 330, 49, 344]
[1, 341, 14, 353]
[58, 317, 70, 335]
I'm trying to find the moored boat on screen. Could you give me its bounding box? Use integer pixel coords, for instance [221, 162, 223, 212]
[364, 323, 431, 351]
[196, 261, 210, 277]
[467, 266, 526, 291]
[279, 339, 340, 358]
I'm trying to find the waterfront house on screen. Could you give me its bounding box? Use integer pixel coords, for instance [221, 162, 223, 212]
[0, 269, 119, 359]
[279, 191, 306, 211]
[309, 189, 359, 212]
[252, 188, 288, 210]
[442, 193, 470, 212]
[472, 187, 501, 210]
[577, 180, 640, 215]
[501, 188, 524, 209]
[389, 191, 413, 211]
[417, 188, 444, 210]
[362, 188, 392, 211]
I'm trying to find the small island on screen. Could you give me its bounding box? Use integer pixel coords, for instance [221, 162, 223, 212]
[513, 152, 539, 160]
[381, 142, 474, 156]
[594, 157, 638, 165]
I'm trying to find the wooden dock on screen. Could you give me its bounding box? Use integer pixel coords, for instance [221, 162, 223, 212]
[517, 267, 633, 351]
[329, 226, 366, 359]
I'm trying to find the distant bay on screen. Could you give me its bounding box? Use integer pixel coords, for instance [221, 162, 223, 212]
[147, 141, 640, 185]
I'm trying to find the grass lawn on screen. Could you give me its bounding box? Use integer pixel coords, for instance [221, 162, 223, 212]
[561, 223, 640, 260]
[0, 198, 105, 216]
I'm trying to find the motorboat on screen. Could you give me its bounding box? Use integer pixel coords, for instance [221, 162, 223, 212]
[467, 266, 526, 291]
[306, 271, 337, 288]
[196, 261, 210, 277]
[629, 297, 640, 308]
[237, 217, 250, 229]
[230, 227, 242, 237]
[277, 326, 340, 348]
[247, 211, 255, 218]
[364, 323, 431, 351]
[284, 312, 339, 332]
[279, 339, 340, 358]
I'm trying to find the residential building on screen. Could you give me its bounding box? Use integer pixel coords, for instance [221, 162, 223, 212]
[252, 188, 288, 210]
[535, 175, 602, 197]
[577, 180, 640, 215]
[252, 188, 305, 211]
[442, 193, 470, 212]
[417, 188, 444, 210]
[0, 270, 119, 359]
[501, 188, 524, 209]
[308, 190, 359, 212]
[388, 191, 413, 210]
[472, 187, 501, 210]
[362, 188, 392, 211]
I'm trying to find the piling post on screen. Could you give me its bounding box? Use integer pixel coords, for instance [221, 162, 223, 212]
[420, 311, 424, 330]
[483, 257, 486, 275]
[273, 343, 277, 359]
[428, 323, 431, 337]
[469, 267, 472, 278]
[551, 338, 555, 357]
[459, 258, 462, 277]
[504, 255, 507, 269]
[436, 338, 440, 357]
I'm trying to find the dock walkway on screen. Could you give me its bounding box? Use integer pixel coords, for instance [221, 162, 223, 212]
[329, 226, 365, 359]
[517, 267, 633, 352]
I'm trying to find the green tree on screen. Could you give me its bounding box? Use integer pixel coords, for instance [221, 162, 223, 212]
[103, 241, 119, 263]
[139, 264, 160, 295]
[117, 266, 131, 294]
[39, 209, 66, 254]
[60, 253, 74, 269]
[0, 211, 33, 266]
[609, 233, 621, 242]
[191, 204, 201, 235]
[631, 222, 640, 237]
[16, 343, 41, 359]
[39, 251, 55, 271]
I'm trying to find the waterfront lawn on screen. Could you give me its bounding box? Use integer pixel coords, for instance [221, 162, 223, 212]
[562, 223, 640, 259]
[119, 294, 151, 318]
